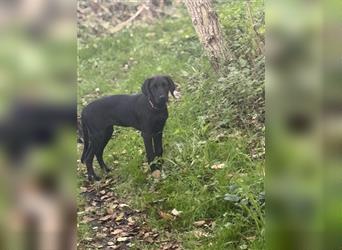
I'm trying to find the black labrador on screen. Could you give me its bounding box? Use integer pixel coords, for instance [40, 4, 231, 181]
[0, 102, 76, 166]
[80, 75, 176, 181]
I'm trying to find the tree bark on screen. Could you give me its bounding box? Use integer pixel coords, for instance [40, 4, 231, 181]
[184, 0, 230, 70]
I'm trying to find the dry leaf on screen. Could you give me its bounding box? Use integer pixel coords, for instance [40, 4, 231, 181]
[193, 229, 209, 238]
[96, 232, 107, 239]
[81, 216, 95, 223]
[246, 236, 256, 241]
[115, 212, 124, 222]
[193, 220, 206, 227]
[100, 195, 109, 200]
[152, 170, 161, 179]
[111, 229, 123, 235]
[117, 236, 128, 242]
[211, 163, 225, 170]
[171, 208, 182, 217]
[159, 211, 174, 221]
[173, 89, 181, 100]
[127, 216, 135, 224]
[99, 214, 112, 221]
[106, 207, 114, 215]
[145, 237, 154, 243]
[85, 206, 95, 212]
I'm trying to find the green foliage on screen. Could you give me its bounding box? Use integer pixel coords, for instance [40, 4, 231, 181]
[78, 0, 265, 249]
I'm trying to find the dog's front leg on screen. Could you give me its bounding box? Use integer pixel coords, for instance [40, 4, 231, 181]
[153, 132, 163, 157]
[153, 132, 164, 171]
[142, 132, 157, 171]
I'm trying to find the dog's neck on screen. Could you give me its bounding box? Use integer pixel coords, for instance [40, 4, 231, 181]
[148, 98, 158, 110]
[148, 98, 166, 111]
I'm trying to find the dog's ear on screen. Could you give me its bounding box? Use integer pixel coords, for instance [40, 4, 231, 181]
[141, 78, 152, 97]
[164, 76, 176, 98]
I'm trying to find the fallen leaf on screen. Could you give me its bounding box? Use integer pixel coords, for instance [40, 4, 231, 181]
[100, 195, 109, 200]
[127, 216, 135, 224]
[159, 211, 174, 221]
[145, 237, 154, 243]
[99, 214, 112, 221]
[85, 206, 95, 213]
[152, 170, 161, 179]
[115, 212, 124, 222]
[193, 220, 206, 227]
[111, 229, 123, 235]
[239, 244, 248, 250]
[173, 90, 181, 99]
[246, 236, 256, 241]
[96, 232, 107, 239]
[81, 216, 95, 223]
[171, 208, 182, 217]
[211, 163, 225, 170]
[193, 229, 209, 238]
[106, 207, 114, 215]
[118, 203, 129, 208]
[127, 242, 135, 248]
[117, 236, 128, 242]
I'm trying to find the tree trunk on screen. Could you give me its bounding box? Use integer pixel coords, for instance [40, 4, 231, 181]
[184, 0, 230, 70]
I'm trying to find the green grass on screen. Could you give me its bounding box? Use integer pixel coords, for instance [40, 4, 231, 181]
[78, 2, 264, 249]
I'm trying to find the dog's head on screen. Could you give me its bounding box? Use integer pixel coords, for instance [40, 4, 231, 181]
[141, 75, 176, 107]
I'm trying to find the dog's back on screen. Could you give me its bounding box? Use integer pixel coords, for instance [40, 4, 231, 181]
[81, 94, 143, 132]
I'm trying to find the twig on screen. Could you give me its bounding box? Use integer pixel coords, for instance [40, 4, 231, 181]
[109, 4, 148, 34]
[246, 0, 264, 55]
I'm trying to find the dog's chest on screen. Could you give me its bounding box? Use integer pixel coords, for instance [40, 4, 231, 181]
[149, 112, 168, 131]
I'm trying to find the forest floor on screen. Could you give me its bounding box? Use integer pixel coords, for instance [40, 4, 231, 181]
[77, 2, 265, 249]
[77, 172, 182, 249]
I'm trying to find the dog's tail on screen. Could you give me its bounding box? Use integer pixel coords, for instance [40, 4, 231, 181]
[80, 118, 89, 164]
[77, 116, 84, 144]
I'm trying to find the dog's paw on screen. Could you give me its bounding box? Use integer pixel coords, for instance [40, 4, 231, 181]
[88, 174, 101, 182]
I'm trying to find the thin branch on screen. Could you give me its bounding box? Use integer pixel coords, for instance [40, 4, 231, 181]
[109, 4, 148, 34]
[246, 0, 264, 55]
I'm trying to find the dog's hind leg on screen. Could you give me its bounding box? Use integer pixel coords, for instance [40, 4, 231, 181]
[95, 127, 113, 173]
[85, 139, 100, 182]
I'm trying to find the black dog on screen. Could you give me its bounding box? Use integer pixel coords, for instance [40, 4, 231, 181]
[0, 102, 76, 166]
[80, 76, 176, 181]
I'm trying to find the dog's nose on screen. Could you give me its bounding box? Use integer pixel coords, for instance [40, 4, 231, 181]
[159, 95, 166, 101]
